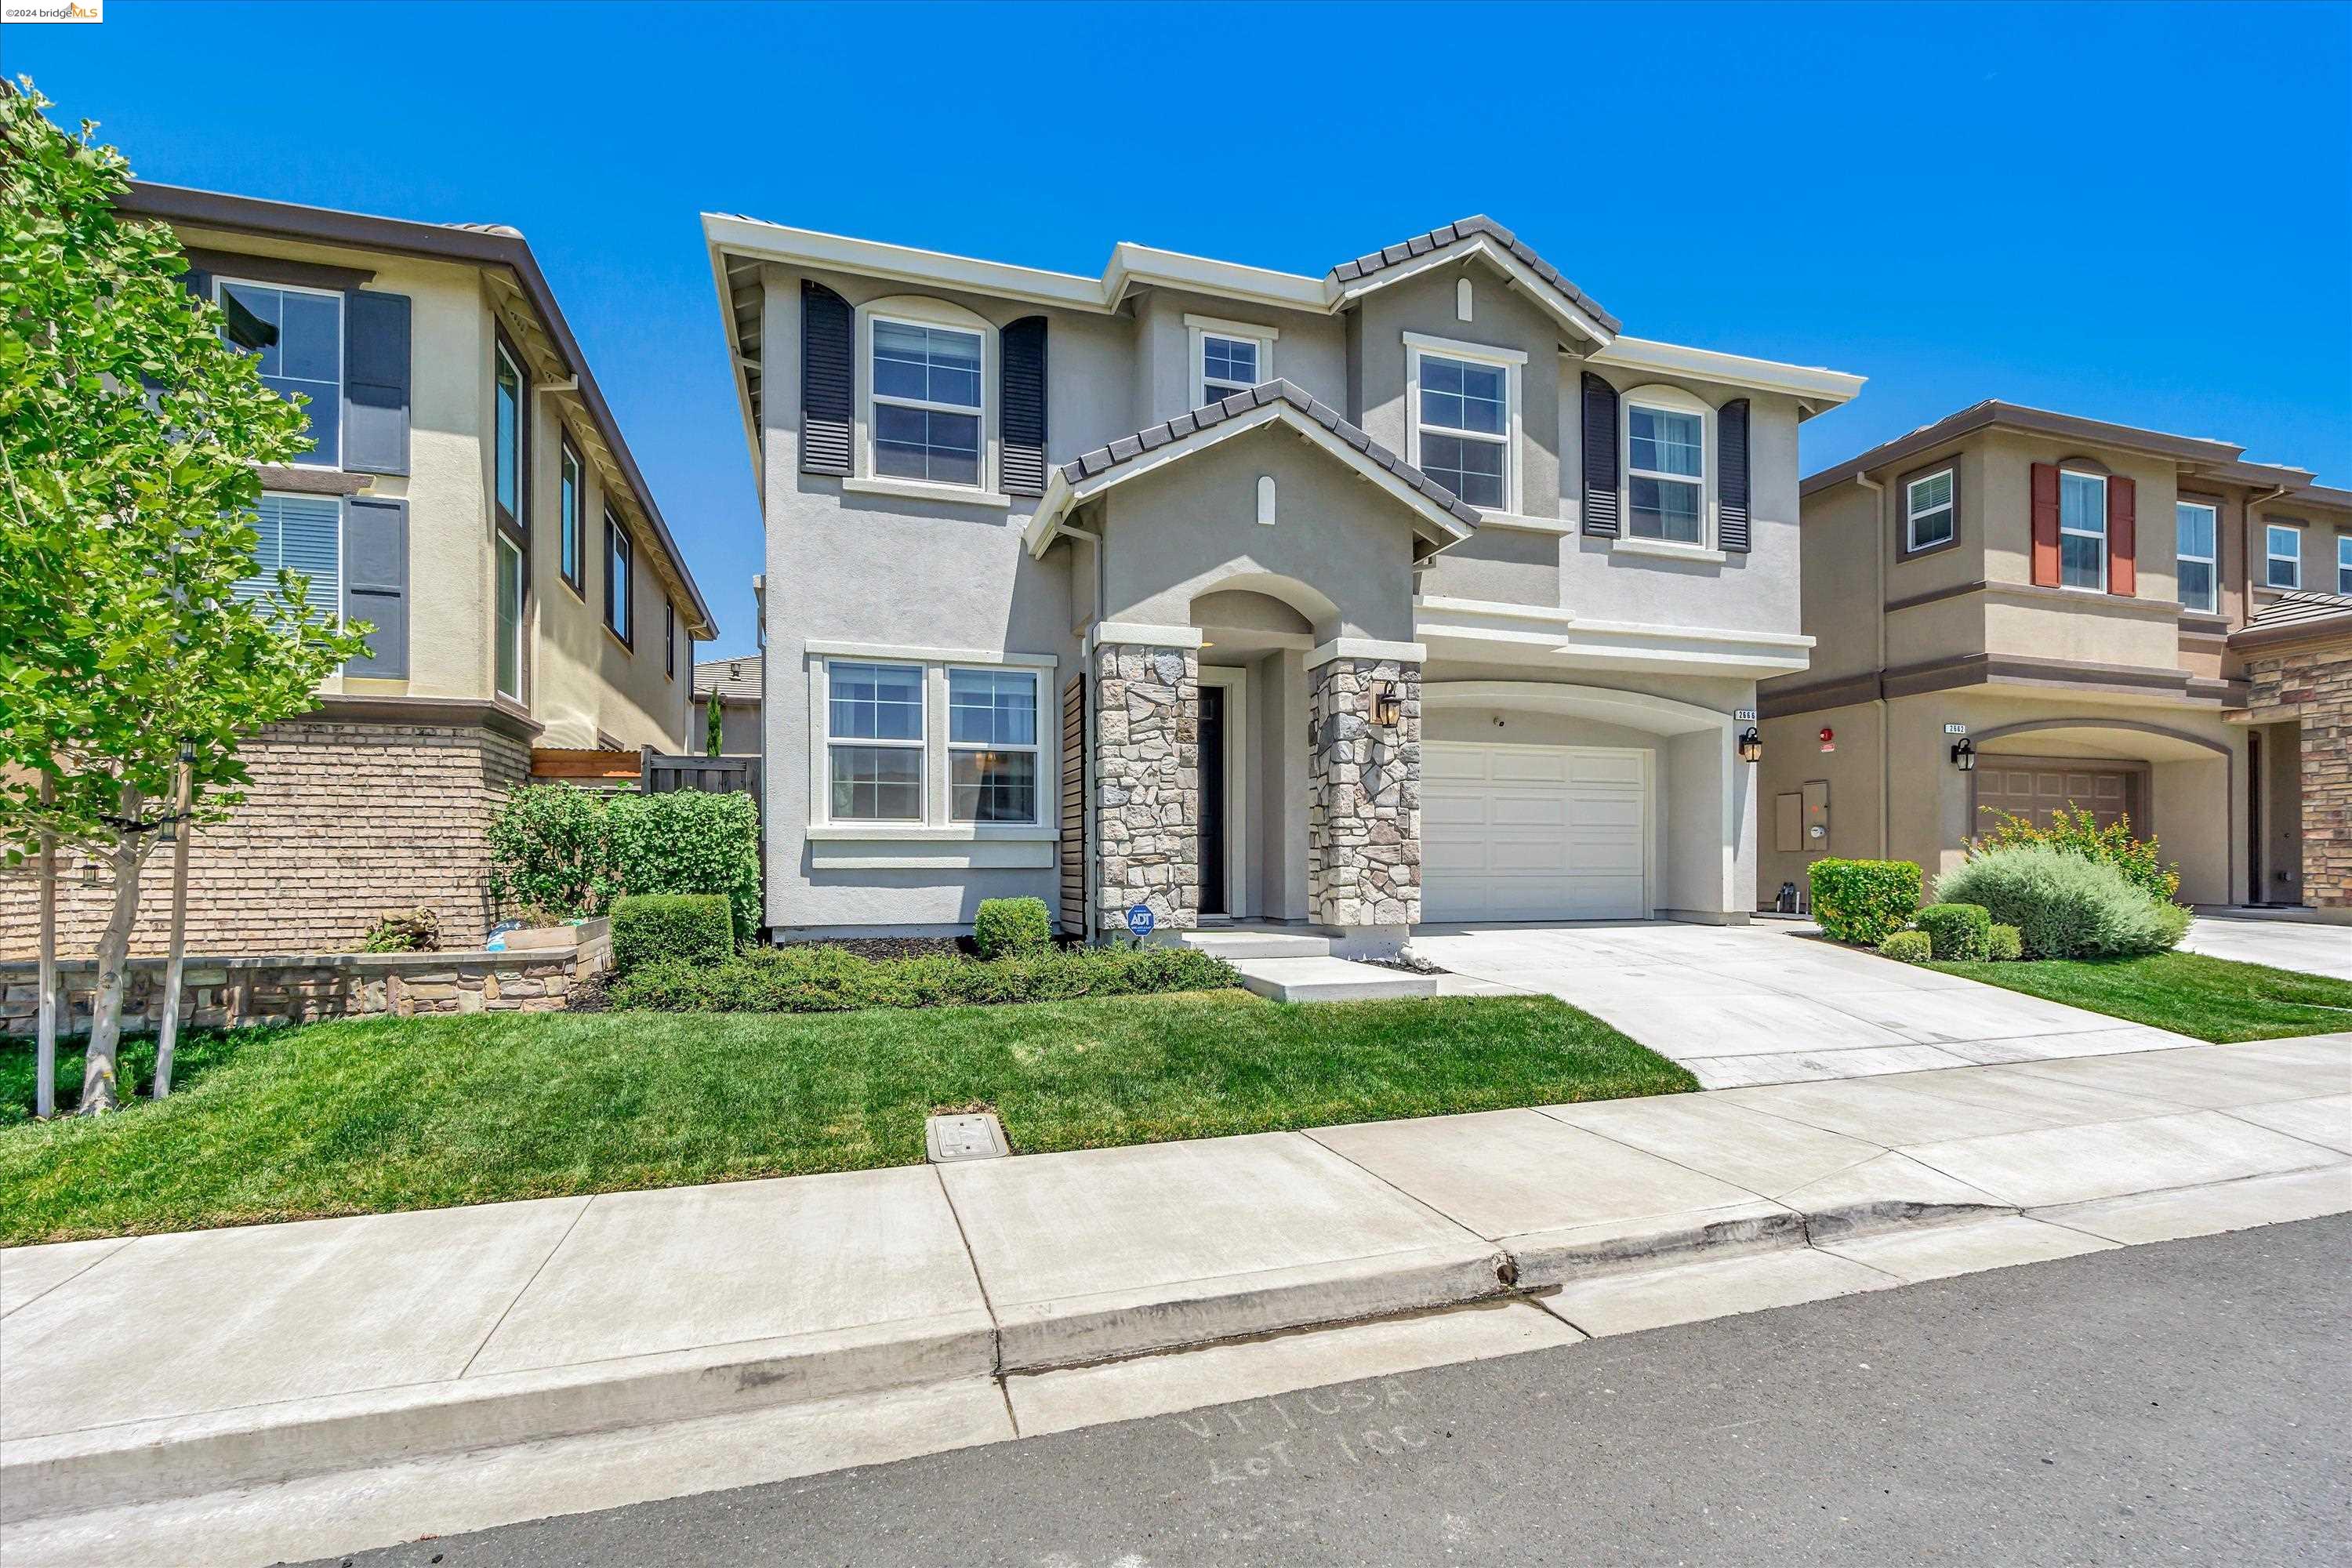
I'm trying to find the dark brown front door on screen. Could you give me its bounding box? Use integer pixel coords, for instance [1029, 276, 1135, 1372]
[1973, 759, 2140, 837]
[1199, 686, 1226, 916]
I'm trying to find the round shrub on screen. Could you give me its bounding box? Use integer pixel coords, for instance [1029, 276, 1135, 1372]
[1809, 858, 1924, 946]
[973, 897, 1053, 959]
[611, 893, 735, 973]
[1936, 845, 2190, 960]
[1915, 902, 1992, 962]
[1877, 930, 1933, 964]
[1986, 924, 2024, 962]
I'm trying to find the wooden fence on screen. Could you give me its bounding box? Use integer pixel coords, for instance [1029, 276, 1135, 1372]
[641, 750, 762, 800]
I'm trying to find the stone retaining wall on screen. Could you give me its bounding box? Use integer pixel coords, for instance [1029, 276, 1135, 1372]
[0, 930, 609, 1039]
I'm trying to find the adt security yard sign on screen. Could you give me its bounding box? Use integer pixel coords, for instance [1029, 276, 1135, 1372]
[1125, 903, 1156, 940]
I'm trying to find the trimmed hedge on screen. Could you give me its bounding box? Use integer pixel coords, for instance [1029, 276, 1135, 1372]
[486, 785, 762, 939]
[973, 897, 1053, 960]
[1809, 858, 1923, 946]
[1986, 923, 2024, 962]
[1936, 845, 2189, 960]
[608, 943, 1240, 1013]
[611, 894, 735, 973]
[1916, 902, 1993, 962]
[1878, 931, 1933, 964]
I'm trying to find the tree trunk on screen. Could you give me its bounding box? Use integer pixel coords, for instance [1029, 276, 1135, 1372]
[80, 789, 148, 1116]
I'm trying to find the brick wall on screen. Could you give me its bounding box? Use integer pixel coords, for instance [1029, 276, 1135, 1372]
[0, 720, 530, 960]
[2244, 638, 2352, 911]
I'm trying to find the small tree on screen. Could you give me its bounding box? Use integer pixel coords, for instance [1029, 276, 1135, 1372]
[705, 684, 724, 757]
[0, 81, 368, 1112]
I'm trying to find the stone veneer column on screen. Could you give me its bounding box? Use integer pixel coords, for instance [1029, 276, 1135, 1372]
[1307, 655, 1422, 931]
[1091, 641, 1202, 935]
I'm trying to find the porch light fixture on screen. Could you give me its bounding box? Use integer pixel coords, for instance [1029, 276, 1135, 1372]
[1737, 727, 1763, 764]
[1373, 681, 1403, 728]
[1951, 737, 1976, 771]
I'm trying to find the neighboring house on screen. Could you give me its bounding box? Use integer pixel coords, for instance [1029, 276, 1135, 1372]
[1759, 400, 2352, 916]
[705, 212, 1860, 947]
[0, 184, 716, 958]
[2232, 591, 2352, 916]
[694, 654, 765, 755]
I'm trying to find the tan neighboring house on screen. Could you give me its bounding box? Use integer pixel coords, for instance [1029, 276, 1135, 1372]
[0, 184, 716, 958]
[693, 654, 765, 756]
[1759, 400, 2351, 918]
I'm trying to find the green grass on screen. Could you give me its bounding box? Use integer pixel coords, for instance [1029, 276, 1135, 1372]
[1925, 949, 2352, 1044]
[0, 990, 1693, 1245]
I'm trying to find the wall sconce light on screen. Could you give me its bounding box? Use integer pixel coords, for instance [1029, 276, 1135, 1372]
[1951, 737, 1976, 771]
[159, 815, 176, 844]
[82, 858, 100, 888]
[1373, 681, 1403, 728]
[1737, 727, 1763, 764]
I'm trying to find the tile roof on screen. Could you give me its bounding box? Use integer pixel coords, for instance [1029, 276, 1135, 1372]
[1327, 215, 1622, 336]
[692, 655, 763, 701]
[1057, 380, 1483, 532]
[2241, 591, 2352, 634]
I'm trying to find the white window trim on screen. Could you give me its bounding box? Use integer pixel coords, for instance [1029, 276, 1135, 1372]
[808, 650, 1059, 834]
[2175, 499, 2218, 612]
[946, 663, 1045, 827]
[1905, 467, 1957, 552]
[2337, 532, 2351, 595]
[2266, 523, 2303, 590]
[2058, 469, 2109, 593]
[855, 295, 995, 495]
[1403, 331, 1526, 515]
[1185, 314, 1278, 408]
[216, 276, 344, 470]
[1619, 382, 1714, 548]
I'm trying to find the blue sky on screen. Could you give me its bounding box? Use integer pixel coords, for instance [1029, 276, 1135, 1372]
[17, 2, 2350, 657]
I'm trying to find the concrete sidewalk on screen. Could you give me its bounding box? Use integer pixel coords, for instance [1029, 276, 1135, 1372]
[4, 1034, 2347, 1567]
[2181, 914, 2352, 982]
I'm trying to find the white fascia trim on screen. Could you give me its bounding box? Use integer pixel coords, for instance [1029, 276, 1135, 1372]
[840, 475, 1012, 510]
[1094, 622, 1205, 649]
[1568, 617, 1814, 650]
[1474, 511, 1575, 535]
[1403, 329, 1531, 366]
[1613, 535, 1730, 564]
[1183, 312, 1282, 341]
[1587, 336, 1865, 408]
[804, 639, 1058, 669]
[702, 213, 1111, 314]
[1415, 593, 1574, 626]
[1414, 594, 1814, 669]
[1337, 239, 1615, 350]
[1107, 244, 1330, 314]
[1307, 637, 1427, 670]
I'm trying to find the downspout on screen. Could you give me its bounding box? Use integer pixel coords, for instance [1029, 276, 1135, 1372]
[1853, 470, 1891, 858]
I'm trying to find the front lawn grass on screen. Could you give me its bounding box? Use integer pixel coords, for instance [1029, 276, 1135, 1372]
[0, 990, 1693, 1245]
[1925, 949, 2352, 1044]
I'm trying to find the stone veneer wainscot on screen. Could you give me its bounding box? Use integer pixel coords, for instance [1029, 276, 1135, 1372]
[1308, 655, 1423, 931]
[1091, 641, 1202, 933]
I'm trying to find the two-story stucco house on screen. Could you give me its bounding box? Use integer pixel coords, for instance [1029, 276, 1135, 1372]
[0, 184, 716, 959]
[705, 214, 1860, 950]
[1759, 400, 2352, 918]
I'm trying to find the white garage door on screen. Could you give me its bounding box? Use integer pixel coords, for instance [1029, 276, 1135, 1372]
[1423, 742, 1646, 921]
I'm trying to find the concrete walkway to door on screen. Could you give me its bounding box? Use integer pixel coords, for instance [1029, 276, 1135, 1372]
[1409, 920, 2205, 1088]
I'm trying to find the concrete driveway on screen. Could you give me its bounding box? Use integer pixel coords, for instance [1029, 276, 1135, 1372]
[1410, 920, 2204, 1088]
[2181, 916, 2352, 982]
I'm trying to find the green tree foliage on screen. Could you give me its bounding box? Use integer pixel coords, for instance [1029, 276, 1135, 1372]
[705, 686, 723, 757]
[0, 81, 368, 1111]
[1967, 804, 2181, 903]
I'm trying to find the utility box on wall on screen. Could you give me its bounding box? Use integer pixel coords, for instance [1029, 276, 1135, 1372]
[1801, 780, 1830, 852]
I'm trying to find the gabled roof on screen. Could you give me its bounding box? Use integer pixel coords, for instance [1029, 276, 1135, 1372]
[692, 655, 762, 702]
[1026, 380, 1479, 557]
[2232, 591, 2352, 651]
[1327, 215, 1621, 338]
[1802, 401, 2249, 498]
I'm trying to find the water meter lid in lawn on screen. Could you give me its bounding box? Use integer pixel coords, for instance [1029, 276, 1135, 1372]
[1125, 903, 1156, 939]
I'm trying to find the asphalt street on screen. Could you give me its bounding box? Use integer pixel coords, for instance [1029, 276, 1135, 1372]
[318, 1215, 2351, 1567]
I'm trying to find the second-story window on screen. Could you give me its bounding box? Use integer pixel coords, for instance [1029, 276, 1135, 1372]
[2059, 470, 2107, 590]
[605, 510, 633, 644]
[2176, 500, 2217, 612]
[1200, 335, 1259, 402]
[1627, 401, 1706, 543]
[495, 533, 524, 702]
[2266, 524, 2302, 590]
[233, 492, 343, 618]
[493, 339, 526, 533]
[2339, 533, 2351, 595]
[1905, 468, 1956, 552]
[218, 280, 342, 467]
[872, 318, 982, 487]
[558, 439, 584, 594]
[1415, 353, 1509, 510]
[665, 600, 677, 680]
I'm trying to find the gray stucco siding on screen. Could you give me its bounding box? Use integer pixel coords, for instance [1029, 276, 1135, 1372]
[1134, 289, 1345, 426]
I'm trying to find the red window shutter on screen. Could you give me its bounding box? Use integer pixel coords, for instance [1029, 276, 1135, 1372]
[2030, 463, 2061, 586]
[2107, 474, 2136, 596]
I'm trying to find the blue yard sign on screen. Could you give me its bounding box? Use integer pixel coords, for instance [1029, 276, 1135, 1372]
[1124, 903, 1156, 940]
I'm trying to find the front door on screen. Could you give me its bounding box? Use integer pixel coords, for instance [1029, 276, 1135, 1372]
[1199, 685, 1226, 916]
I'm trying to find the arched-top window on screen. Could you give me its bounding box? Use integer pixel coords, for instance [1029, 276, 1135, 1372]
[855, 295, 996, 495]
[1619, 383, 1714, 546]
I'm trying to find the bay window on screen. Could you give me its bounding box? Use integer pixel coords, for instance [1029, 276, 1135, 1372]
[2175, 499, 2216, 612]
[493, 339, 524, 532]
[2059, 470, 2107, 590]
[495, 534, 524, 702]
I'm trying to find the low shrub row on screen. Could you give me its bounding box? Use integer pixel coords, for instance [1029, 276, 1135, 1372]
[1937, 844, 2190, 960]
[608, 942, 1240, 1013]
[1819, 835, 2189, 965]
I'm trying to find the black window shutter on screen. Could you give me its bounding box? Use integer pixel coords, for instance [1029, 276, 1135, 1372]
[343, 290, 412, 476]
[343, 496, 409, 678]
[1000, 315, 1049, 496]
[1581, 372, 1620, 537]
[800, 281, 853, 475]
[1718, 397, 1751, 553]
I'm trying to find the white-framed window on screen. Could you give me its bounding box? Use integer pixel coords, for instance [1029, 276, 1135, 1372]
[234, 492, 342, 619]
[1406, 333, 1522, 512]
[947, 666, 1042, 824]
[2267, 523, 2302, 590]
[825, 660, 926, 822]
[2059, 470, 2108, 591]
[495, 533, 524, 702]
[2338, 532, 2351, 595]
[1624, 388, 1710, 544]
[216, 279, 343, 466]
[2175, 499, 2217, 612]
[1185, 314, 1277, 408]
[870, 315, 984, 488]
[1905, 468, 1956, 552]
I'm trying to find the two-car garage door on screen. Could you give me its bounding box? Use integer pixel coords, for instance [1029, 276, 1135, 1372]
[1422, 742, 1647, 921]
